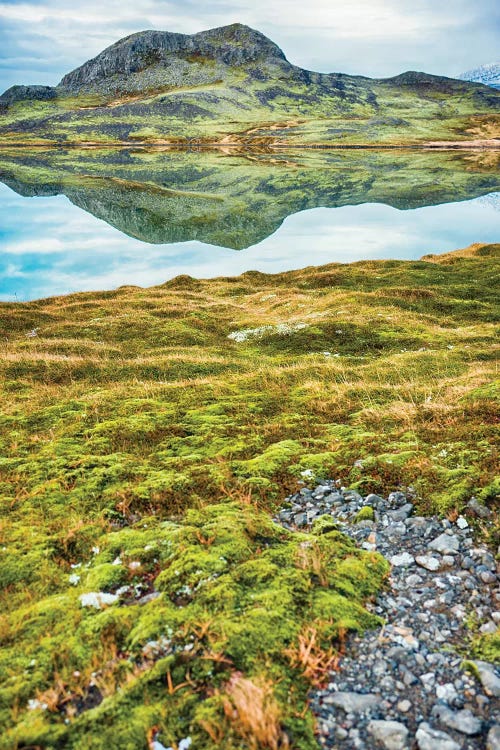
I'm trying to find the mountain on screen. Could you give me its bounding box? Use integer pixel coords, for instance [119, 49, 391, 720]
[460, 63, 500, 90]
[0, 23, 499, 146]
[0, 148, 498, 248]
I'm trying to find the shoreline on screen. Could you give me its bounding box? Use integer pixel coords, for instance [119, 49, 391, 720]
[0, 139, 499, 151]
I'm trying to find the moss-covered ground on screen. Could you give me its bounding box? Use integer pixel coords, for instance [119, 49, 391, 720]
[0, 64, 499, 146]
[0, 244, 498, 747]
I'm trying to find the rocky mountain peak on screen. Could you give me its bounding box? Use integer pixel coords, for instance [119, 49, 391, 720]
[58, 23, 288, 92]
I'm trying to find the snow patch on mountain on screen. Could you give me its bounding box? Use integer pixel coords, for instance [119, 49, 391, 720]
[459, 63, 500, 89]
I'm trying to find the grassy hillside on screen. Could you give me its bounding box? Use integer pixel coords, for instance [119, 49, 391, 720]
[0, 147, 499, 248]
[1, 77, 498, 147]
[0, 24, 499, 146]
[0, 244, 498, 748]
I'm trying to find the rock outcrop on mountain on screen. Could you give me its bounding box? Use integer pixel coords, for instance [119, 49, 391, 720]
[59, 25, 289, 94]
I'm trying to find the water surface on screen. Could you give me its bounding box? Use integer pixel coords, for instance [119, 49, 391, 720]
[0, 148, 498, 300]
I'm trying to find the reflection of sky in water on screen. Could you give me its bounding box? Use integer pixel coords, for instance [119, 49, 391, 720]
[0, 183, 498, 301]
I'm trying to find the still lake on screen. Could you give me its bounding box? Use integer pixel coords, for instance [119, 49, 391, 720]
[0, 148, 498, 301]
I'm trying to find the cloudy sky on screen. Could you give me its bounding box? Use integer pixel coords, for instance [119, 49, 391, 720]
[0, 0, 499, 90]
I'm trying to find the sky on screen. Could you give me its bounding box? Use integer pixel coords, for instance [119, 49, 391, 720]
[0, 0, 499, 91]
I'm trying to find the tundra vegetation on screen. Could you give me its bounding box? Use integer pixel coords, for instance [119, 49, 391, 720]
[0, 24, 499, 146]
[0, 243, 498, 748]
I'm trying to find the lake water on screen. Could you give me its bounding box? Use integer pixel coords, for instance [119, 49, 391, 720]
[0, 149, 498, 301]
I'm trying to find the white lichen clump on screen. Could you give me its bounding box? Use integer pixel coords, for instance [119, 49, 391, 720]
[79, 592, 119, 609]
[228, 322, 308, 342]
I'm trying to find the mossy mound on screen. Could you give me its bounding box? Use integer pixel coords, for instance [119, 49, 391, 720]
[0, 502, 387, 748]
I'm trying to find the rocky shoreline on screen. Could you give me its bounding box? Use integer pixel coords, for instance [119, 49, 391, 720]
[277, 484, 499, 750]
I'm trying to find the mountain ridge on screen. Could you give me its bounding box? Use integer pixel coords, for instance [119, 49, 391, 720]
[0, 23, 499, 146]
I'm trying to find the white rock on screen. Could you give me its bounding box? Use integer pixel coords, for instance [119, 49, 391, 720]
[433, 704, 482, 735]
[325, 691, 381, 713]
[487, 725, 500, 750]
[390, 552, 415, 567]
[480, 621, 498, 635]
[442, 555, 455, 567]
[397, 699, 412, 713]
[456, 516, 468, 529]
[367, 720, 409, 750]
[152, 742, 170, 750]
[470, 661, 500, 697]
[416, 555, 441, 572]
[79, 592, 119, 609]
[416, 722, 460, 750]
[428, 533, 460, 555]
[436, 683, 459, 703]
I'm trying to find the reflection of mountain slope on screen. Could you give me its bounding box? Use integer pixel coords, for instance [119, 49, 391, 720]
[0, 149, 499, 249]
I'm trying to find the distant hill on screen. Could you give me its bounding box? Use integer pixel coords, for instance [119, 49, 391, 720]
[460, 63, 500, 90]
[0, 23, 499, 146]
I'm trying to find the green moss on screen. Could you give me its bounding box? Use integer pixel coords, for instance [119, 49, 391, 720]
[0, 502, 387, 748]
[471, 632, 500, 664]
[0, 248, 498, 746]
[355, 506, 375, 522]
[311, 515, 340, 535]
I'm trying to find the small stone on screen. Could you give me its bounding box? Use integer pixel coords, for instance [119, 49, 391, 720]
[456, 516, 468, 529]
[406, 573, 424, 586]
[391, 552, 415, 567]
[442, 555, 455, 567]
[388, 491, 408, 505]
[367, 720, 409, 750]
[416, 555, 441, 572]
[487, 725, 500, 750]
[420, 672, 436, 687]
[366, 493, 385, 506]
[467, 497, 492, 519]
[479, 571, 497, 584]
[469, 661, 500, 697]
[388, 504, 414, 522]
[428, 533, 460, 555]
[432, 704, 482, 735]
[397, 699, 412, 713]
[436, 683, 459, 703]
[325, 691, 381, 713]
[480, 621, 498, 634]
[294, 512, 308, 527]
[416, 722, 461, 750]
[481, 551, 497, 570]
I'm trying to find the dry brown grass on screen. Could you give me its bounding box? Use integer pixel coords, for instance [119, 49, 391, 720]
[222, 674, 289, 750]
[284, 625, 341, 686]
[295, 541, 328, 586]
